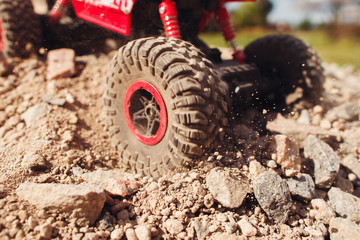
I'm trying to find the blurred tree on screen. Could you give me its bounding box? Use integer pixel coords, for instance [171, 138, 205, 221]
[298, 18, 313, 31]
[299, 0, 360, 25]
[299, 0, 360, 38]
[232, 0, 273, 28]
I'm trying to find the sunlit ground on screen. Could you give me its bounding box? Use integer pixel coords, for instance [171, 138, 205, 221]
[200, 28, 360, 70]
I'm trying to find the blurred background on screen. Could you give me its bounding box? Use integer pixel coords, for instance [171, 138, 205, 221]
[200, 0, 360, 70]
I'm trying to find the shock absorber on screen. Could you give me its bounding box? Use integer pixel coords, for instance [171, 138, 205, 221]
[159, 0, 181, 39]
[49, 0, 71, 25]
[198, 11, 215, 34]
[216, 3, 246, 63]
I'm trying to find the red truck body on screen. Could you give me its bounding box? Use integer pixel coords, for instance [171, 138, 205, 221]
[71, 0, 255, 36]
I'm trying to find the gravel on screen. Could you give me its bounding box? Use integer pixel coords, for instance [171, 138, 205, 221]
[1, 48, 360, 239]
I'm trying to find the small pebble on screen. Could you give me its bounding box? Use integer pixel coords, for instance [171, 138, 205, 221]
[38, 223, 53, 239]
[313, 105, 323, 114]
[348, 173, 358, 182]
[135, 225, 151, 240]
[125, 228, 137, 240]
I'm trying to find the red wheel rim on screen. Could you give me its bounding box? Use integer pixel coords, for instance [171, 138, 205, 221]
[124, 81, 167, 145]
[0, 19, 4, 51]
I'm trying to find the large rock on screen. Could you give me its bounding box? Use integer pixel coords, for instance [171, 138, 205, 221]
[102, 178, 141, 197]
[267, 135, 301, 176]
[329, 217, 360, 240]
[310, 199, 336, 225]
[194, 219, 209, 240]
[81, 169, 136, 185]
[238, 218, 257, 237]
[46, 48, 76, 80]
[266, 114, 338, 145]
[326, 101, 360, 122]
[328, 187, 360, 221]
[164, 219, 184, 235]
[206, 168, 250, 209]
[21, 103, 48, 126]
[17, 183, 106, 226]
[41, 94, 66, 106]
[21, 152, 48, 173]
[303, 135, 340, 188]
[253, 171, 292, 223]
[342, 155, 360, 178]
[286, 173, 315, 201]
[135, 225, 151, 240]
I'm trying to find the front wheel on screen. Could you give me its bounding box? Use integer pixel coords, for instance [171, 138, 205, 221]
[244, 34, 325, 106]
[103, 37, 229, 178]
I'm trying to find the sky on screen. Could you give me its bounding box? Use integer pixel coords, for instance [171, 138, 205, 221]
[226, 0, 332, 25]
[267, 0, 331, 24]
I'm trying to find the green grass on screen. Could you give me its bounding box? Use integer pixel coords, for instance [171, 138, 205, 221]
[199, 29, 360, 70]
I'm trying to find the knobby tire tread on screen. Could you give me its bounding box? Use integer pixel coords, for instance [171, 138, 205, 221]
[244, 34, 325, 103]
[0, 0, 41, 59]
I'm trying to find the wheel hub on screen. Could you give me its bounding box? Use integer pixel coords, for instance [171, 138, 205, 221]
[124, 81, 167, 145]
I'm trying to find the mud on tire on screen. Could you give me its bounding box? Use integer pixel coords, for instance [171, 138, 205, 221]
[0, 0, 41, 60]
[103, 37, 229, 178]
[244, 34, 325, 105]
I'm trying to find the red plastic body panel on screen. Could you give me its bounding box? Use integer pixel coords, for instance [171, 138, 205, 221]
[71, 0, 135, 35]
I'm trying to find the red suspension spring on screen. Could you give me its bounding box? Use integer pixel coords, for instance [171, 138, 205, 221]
[159, 0, 181, 39]
[49, 0, 71, 25]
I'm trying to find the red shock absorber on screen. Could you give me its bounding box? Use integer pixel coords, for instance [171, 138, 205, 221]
[216, 5, 235, 42]
[198, 11, 215, 34]
[159, 0, 181, 39]
[49, 0, 71, 25]
[216, 4, 246, 63]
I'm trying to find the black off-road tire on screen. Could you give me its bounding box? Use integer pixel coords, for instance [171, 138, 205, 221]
[103, 37, 229, 178]
[244, 34, 325, 105]
[0, 0, 41, 60]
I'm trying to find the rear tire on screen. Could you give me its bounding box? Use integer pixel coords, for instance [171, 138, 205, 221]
[0, 0, 41, 60]
[103, 37, 228, 178]
[244, 34, 325, 106]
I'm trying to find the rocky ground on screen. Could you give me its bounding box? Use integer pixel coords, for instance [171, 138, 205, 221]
[0, 44, 360, 240]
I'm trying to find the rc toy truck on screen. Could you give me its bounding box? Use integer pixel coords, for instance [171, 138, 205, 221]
[0, 0, 324, 178]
